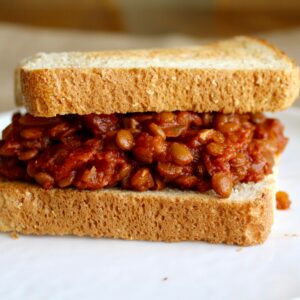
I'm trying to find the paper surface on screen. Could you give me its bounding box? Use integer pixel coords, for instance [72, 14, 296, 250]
[0, 108, 299, 300]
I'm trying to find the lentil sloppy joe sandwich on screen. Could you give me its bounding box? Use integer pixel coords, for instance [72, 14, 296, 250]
[0, 36, 299, 245]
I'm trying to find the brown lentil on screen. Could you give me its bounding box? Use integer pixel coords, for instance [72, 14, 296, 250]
[212, 172, 233, 198]
[149, 123, 166, 139]
[175, 175, 198, 189]
[20, 128, 43, 140]
[169, 142, 193, 166]
[0, 111, 288, 197]
[206, 142, 224, 156]
[18, 149, 39, 161]
[157, 162, 183, 180]
[156, 112, 175, 124]
[116, 129, 134, 150]
[58, 171, 76, 188]
[130, 168, 154, 191]
[163, 125, 186, 138]
[34, 172, 55, 189]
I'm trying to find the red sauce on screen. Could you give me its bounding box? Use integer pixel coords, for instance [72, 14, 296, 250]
[0, 111, 287, 197]
[276, 191, 291, 210]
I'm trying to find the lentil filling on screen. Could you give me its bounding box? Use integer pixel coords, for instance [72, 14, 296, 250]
[0, 111, 287, 197]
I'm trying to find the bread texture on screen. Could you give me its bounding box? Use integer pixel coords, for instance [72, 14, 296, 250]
[16, 36, 299, 117]
[0, 172, 275, 246]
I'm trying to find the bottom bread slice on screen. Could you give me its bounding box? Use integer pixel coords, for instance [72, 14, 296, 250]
[0, 174, 276, 246]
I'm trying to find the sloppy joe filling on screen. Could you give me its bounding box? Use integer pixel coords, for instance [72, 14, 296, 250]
[0, 111, 287, 197]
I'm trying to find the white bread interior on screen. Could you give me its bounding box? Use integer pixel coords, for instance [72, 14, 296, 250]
[20, 38, 293, 70]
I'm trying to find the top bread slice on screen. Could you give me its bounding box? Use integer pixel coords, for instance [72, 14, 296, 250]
[16, 36, 299, 117]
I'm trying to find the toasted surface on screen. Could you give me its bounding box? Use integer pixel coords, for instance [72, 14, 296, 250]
[0, 173, 275, 246]
[16, 36, 299, 117]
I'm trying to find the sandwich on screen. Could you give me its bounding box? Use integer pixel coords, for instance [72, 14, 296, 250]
[0, 36, 299, 246]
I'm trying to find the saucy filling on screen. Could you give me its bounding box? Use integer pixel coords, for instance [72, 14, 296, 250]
[0, 111, 287, 197]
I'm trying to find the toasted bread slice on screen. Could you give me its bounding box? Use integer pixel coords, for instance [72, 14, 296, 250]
[0, 172, 275, 246]
[15, 36, 299, 117]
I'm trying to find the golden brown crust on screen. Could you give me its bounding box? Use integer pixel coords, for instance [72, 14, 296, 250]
[0, 179, 274, 246]
[20, 67, 299, 117]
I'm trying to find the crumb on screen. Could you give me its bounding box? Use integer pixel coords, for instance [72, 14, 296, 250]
[162, 277, 168, 281]
[284, 233, 298, 237]
[276, 191, 291, 210]
[236, 247, 243, 252]
[10, 232, 19, 240]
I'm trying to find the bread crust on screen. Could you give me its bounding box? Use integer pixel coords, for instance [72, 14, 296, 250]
[0, 177, 275, 246]
[17, 36, 300, 117]
[20, 67, 299, 117]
